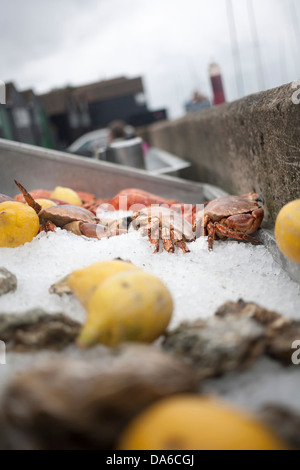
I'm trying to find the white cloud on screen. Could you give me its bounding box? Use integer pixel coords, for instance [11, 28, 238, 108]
[1, 0, 299, 118]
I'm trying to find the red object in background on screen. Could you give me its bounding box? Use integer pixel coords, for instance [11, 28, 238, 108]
[209, 63, 226, 105]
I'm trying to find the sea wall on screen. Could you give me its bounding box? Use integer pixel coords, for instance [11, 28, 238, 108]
[139, 82, 300, 222]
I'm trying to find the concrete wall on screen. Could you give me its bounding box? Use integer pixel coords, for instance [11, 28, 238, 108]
[140, 82, 300, 223]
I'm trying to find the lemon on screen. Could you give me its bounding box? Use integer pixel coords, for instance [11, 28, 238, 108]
[275, 199, 300, 264]
[118, 395, 287, 450]
[68, 260, 140, 309]
[50, 186, 82, 206]
[0, 201, 40, 248]
[77, 270, 173, 348]
[35, 198, 56, 211]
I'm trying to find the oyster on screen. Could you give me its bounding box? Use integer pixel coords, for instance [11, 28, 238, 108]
[0, 309, 81, 351]
[215, 299, 282, 326]
[163, 316, 265, 379]
[0, 268, 17, 297]
[260, 405, 300, 450]
[266, 319, 300, 365]
[2, 345, 197, 450]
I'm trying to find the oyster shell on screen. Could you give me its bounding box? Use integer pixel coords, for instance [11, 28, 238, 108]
[0, 309, 81, 351]
[266, 319, 300, 365]
[215, 299, 281, 326]
[2, 345, 198, 450]
[163, 316, 265, 379]
[260, 404, 300, 450]
[0, 268, 17, 297]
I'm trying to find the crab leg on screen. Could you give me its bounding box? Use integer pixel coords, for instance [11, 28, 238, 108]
[207, 222, 216, 251]
[162, 226, 175, 253]
[215, 223, 261, 245]
[171, 228, 190, 254]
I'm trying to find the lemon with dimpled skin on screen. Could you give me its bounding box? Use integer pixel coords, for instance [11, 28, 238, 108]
[68, 260, 140, 309]
[0, 201, 40, 248]
[77, 270, 173, 348]
[34, 199, 55, 211]
[118, 395, 288, 450]
[50, 186, 82, 206]
[275, 199, 300, 264]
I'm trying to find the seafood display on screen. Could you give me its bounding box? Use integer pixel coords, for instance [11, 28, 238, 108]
[9, 181, 265, 253]
[1, 176, 299, 451]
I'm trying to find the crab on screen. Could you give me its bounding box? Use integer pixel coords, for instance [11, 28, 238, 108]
[194, 192, 264, 251]
[130, 206, 194, 253]
[82, 187, 179, 214]
[0, 194, 14, 203]
[14, 181, 116, 238]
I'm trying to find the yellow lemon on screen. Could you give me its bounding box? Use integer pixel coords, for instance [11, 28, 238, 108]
[118, 395, 288, 451]
[275, 199, 300, 264]
[68, 260, 140, 309]
[0, 201, 40, 248]
[50, 186, 82, 206]
[77, 270, 173, 348]
[35, 199, 56, 211]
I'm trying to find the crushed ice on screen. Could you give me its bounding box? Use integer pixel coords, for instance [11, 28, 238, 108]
[0, 227, 299, 327]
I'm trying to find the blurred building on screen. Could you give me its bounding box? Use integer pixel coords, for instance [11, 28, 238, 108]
[0, 102, 13, 141]
[3, 83, 35, 144]
[38, 76, 167, 148]
[39, 87, 91, 148]
[20, 89, 54, 148]
[74, 76, 148, 129]
[128, 109, 168, 127]
[185, 91, 211, 114]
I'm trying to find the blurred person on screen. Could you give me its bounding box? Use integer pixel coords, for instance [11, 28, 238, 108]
[108, 120, 127, 143]
[108, 119, 149, 155]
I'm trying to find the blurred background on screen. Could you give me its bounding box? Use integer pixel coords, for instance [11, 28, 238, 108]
[0, 0, 299, 150]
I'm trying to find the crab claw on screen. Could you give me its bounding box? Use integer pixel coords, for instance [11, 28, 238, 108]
[14, 181, 42, 214]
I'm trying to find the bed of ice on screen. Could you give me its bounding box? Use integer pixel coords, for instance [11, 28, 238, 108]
[0, 223, 300, 412]
[0, 224, 299, 326]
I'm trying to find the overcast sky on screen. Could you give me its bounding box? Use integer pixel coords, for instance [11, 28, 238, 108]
[1, 0, 299, 118]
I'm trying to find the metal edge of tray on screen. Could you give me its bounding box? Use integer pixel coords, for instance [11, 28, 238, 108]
[0, 139, 224, 203]
[145, 147, 192, 175]
[257, 229, 300, 284]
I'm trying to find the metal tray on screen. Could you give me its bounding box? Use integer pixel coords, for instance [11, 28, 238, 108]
[0, 139, 222, 202]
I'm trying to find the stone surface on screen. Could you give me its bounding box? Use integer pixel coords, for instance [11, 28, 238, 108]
[0, 268, 17, 297]
[0, 309, 81, 351]
[2, 345, 197, 450]
[144, 82, 300, 223]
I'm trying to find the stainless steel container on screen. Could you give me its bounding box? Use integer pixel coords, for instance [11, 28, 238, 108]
[97, 137, 146, 170]
[0, 138, 223, 203]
